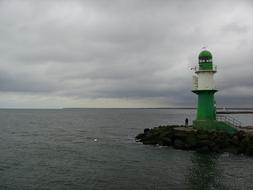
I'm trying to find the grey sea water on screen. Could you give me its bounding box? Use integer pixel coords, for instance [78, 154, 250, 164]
[0, 108, 253, 190]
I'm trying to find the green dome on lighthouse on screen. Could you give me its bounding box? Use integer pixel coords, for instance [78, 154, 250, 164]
[199, 50, 212, 60]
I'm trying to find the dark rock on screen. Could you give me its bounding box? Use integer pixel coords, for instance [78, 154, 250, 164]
[173, 139, 186, 149]
[196, 130, 210, 140]
[160, 137, 172, 146]
[237, 130, 246, 141]
[184, 134, 198, 148]
[195, 145, 210, 153]
[135, 133, 145, 141]
[142, 138, 158, 145]
[231, 135, 239, 145]
[210, 144, 223, 153]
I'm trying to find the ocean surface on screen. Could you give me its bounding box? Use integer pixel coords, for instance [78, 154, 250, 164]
[0, 108, 253, 190]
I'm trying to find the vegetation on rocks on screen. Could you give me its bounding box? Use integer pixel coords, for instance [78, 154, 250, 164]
[136, 125, 253, 156]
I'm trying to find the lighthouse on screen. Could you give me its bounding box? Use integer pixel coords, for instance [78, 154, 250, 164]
[192, 50, 217, 124]
[192, 50, 237, 133]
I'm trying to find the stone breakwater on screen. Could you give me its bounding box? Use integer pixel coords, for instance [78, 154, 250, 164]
[136, 125, 253, 156]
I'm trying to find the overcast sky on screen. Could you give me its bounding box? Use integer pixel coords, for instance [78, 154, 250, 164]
[0, 0, 252, 108]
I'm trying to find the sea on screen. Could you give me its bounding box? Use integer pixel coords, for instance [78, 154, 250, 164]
[0, 108, 253, 190]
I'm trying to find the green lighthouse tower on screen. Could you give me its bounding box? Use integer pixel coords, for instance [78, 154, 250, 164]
[192, 50, 237, 134]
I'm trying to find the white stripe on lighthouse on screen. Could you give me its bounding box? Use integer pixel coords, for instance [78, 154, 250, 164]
[197, 72, 215, 90]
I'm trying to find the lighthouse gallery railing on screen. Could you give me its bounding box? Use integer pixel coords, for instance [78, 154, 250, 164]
[194, 65, 217, 72]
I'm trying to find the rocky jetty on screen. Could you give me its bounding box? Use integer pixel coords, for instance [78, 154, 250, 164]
[136, 125, 253, 156]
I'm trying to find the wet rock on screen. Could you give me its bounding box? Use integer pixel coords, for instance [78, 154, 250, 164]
[231, 135, 239, 145]
[173, 139, 185, 149]
[160, 137, 172, 146]
[135, 133, 145, 142]
[195, 145, 210, 153]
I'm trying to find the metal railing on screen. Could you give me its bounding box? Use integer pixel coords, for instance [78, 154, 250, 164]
[216, 115, 242, 128]
[194, 65, 217, 73]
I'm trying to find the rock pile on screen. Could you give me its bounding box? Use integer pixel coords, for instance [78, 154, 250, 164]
[136, 125, 253, 156]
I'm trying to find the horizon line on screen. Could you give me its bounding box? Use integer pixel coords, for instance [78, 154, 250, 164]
[0, 107, 253, 110]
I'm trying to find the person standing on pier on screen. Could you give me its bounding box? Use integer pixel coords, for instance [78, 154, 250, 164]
[185, 118, 189, 127]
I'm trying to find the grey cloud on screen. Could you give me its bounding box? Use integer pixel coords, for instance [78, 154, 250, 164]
[0, 70, 57, 93]
[221, 23, 249, 34]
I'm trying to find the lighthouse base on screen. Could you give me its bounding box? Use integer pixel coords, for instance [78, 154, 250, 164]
[193, 120, 238, 134]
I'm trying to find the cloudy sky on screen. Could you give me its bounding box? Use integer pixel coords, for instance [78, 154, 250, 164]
[0, 0, 252, 108]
